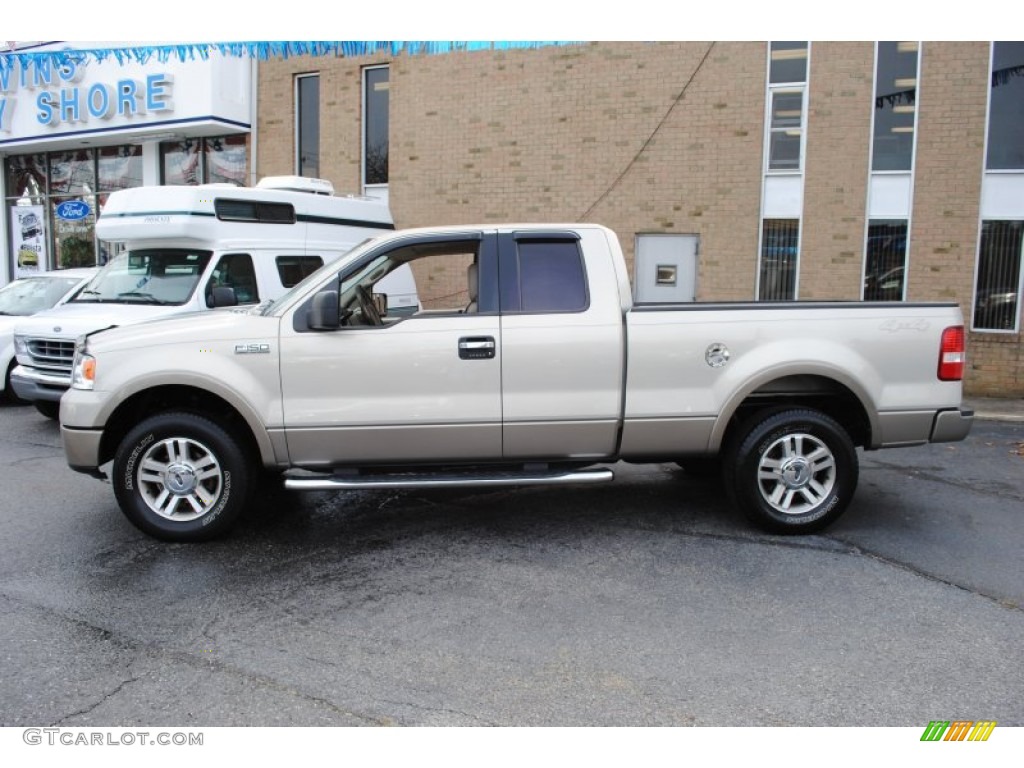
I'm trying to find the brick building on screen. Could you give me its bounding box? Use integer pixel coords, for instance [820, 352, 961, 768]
[14, 40, 1006, 395]
[255, 41, 1024, 396]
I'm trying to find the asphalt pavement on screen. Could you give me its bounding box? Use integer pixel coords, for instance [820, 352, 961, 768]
[0, 399, 1021, 728]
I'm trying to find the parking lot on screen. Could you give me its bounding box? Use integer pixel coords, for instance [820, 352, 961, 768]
[0, 401, 1021, 727]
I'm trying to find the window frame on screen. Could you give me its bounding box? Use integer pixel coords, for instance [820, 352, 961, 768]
[862, 219, 910, 302]
[294, 73, 320, 179]
[764, 42, 810, 175]
[985, 41, 1024, 172]
[970, 219, 1024, 333]
[869, 41, 921, 174]
[757, 219, 801, 301]
[362, 64, 390, 191]
[498, 232, 591, 315]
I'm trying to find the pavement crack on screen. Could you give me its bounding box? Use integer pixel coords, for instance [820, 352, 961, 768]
[10, 452, 64, 466]
[0, 589, 390, 726]
[629, 525, 1021, 612]
[862, 457, 1024, 503]
[50, 674, 140, 726]
[825, 537, 1023, 613]
[379, 698, 499, 725]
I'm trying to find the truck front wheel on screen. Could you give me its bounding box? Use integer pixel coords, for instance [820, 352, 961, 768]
[725, 408, 858, 534]
[112, 412, 251, 542]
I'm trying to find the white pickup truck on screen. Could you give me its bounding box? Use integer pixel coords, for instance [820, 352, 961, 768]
[60, 224, 973, 542]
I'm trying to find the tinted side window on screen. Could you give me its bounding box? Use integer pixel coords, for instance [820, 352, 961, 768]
[207, 253, 260, 305]
[277, 255, 323, 288]
[214, 199, 295, 224]
[518, 240, 587, 312]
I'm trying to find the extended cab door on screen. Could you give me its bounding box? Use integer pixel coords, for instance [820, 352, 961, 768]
[498, 229, 626, 459]
[279, 232, 503, 466]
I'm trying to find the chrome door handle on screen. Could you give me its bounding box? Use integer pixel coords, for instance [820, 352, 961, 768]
[458, 336, 496, 359]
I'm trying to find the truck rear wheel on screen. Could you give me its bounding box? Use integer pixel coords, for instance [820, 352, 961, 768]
[112, 412, 251, 542]
[725, 408, 858, 534]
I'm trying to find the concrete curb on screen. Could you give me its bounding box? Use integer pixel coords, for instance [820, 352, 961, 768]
[964, 399, 1024, 423]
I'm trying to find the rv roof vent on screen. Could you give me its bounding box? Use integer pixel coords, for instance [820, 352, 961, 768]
[256, 176, 335, 196]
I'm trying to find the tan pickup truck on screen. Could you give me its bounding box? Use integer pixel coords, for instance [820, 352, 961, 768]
[60, 224, 973, 541]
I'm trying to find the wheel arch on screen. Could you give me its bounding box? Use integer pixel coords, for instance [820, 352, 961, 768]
[712, 371, 877, 454]
[98, 384, 273, 470]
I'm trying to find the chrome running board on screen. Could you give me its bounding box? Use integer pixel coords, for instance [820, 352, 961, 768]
[284, 467, 615, 491]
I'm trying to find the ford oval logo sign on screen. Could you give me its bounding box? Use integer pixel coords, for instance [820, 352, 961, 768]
[55, 200, 91, 221]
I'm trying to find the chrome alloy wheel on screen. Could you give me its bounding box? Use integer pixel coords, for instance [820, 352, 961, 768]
[136, 437, 223, 522]
[756, 433, 836, 515]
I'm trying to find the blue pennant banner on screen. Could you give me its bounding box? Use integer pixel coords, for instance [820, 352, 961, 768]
[0, 41, 582, 74]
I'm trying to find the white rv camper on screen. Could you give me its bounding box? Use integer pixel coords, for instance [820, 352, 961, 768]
[12, 177, 418, 418]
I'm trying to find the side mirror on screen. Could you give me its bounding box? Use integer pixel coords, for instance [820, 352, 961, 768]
[309, 290, 340, 330]
[209, 286, 238, 308]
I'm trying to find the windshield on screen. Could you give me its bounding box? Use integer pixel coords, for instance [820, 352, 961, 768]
[0, 275, 84, 316]
[72, 248, 213, 306]
[259, 238, 372, 316]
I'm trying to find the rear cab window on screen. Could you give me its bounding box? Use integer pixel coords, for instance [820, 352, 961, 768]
[499, 234, 589, 313]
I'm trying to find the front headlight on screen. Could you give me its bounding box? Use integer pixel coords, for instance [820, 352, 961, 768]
[13, 334, 28, 357]
[71, 351, 96, 390]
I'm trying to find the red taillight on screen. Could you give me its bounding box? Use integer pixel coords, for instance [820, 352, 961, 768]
[938, 325, 965, 381]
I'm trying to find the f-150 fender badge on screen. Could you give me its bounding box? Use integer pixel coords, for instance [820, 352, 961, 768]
[705, 343, 730, 368]
[235, 343, 271, 354]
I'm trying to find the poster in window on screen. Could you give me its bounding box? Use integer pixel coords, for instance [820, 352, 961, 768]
[10, 205, 47, 278]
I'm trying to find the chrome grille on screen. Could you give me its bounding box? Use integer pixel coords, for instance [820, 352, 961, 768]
[25, 338, 75, 372]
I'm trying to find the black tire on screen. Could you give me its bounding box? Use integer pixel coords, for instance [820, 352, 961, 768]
[34, 400, 60, 420]
[112, 411, 252, 542]
[724, 408, 858, 534]
[4, 361, 28, 405]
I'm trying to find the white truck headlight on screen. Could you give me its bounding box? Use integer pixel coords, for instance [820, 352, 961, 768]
[71, 351, 97, 390]
[13, 334, 28, 357]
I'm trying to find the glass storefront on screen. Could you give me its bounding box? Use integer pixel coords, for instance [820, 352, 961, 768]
[160, 135, 247, 186]
[5, 135, 246, 278]
[5, 145, 142, 276]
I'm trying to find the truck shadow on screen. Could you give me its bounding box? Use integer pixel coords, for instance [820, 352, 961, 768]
[239, 464, 749, 550]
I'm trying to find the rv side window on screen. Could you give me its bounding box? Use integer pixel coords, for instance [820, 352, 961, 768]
[206, 253, 260, 306]
[277, 255, 324, 288]
[214, 198, 296, 224]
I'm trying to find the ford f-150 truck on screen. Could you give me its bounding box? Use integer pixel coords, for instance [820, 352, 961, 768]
[60, 224, 974, 542]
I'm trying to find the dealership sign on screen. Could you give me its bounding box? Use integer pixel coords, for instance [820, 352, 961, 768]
[0, 54, 172, 132]
[55, 200, 92, 220]
[0, 42, 252, 148]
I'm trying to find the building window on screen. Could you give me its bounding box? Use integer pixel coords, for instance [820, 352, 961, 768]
[98, 145, 144, 192]
[161, 140, 201, 185]
[973, 221, 1023, 332]
[768, 90, 805, 171]
[873, 42, 919, 172]
[363, 66, 389, 187]
[206, 135, 248, 185]
[863, 220, 908, 301]
[770, 41, 808, 84]
[767, 42, 807, 172]
[987, 42, 1024, 170]
[759, 219, 799, 301]
[296, 74, 320, 178]
[160, 136, 247, 186]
